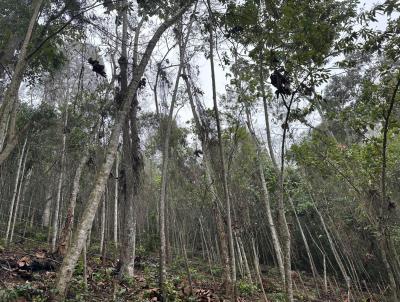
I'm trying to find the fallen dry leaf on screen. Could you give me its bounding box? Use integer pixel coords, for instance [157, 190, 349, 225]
[18, 256, 32, 267]
[35, 250, 46, 259]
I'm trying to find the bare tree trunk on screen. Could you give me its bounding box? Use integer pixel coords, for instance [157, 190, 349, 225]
[236, 235, 244, 278]
[323, 254, 328, 294]
[238, 236, 252, 283]
[158, 53, 182, 301]
[100, 194, 106, 254]
[206, 1, 236, 298]
[42, 188, 52, 227]
[252, 238, 269, 302]
[118, 3, 143, 278]
[57, 150, 89, 256]
[182, 66, 231, 291]
[102, 187, 109, 266]
[181, 232, 193, 293]
[258, 55, 293, 297]
[277, 93, 295, 302]
[52, 109, 68, 252]
[83, 240, 88, 290]
[312, 199, 350, 293]
[288, 197, 319, 282]
[23, 194, 33, 236]
[5, 137, 27, 244]
[379, 74, 400, 300]
[158, 13, 196, 297]
[258, 54, 278, 169]
[199, 218, 214, 278]
[114, 151, 119, 247]
[10, 154, 30, 243]
[245, 109, 285, 284]
[54, 5, 193, 299]
[0, 0, 43, 164]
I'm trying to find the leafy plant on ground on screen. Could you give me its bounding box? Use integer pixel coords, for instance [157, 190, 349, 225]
[237, 280, 258, 296]
[0, 283, 45, 302]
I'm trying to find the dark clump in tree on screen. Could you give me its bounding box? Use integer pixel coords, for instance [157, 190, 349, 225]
[270, 67, 291, 98]
[88, 57, 107, 78]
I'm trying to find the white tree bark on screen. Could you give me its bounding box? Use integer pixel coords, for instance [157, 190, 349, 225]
[182, 66, 232, 289]
[238, 236, 252, 283]
[5, 137, 27, 244]
[54, 5, 194, 298]
[118, 3, 145, 278]
[57, 149, 89, 255]
[10, 159, 31, 243]
[289, 196, 319, 282]
[252, 238, 269, 302]
[114, 151, 119, 246]
[100, 194, 106, 254]
[206, 2, 236, 297]
[158, 11, 196, 296]
[246, 109, 285, 283]
[312, 199, 350, 292]
[52, 109, 68, 252]
[42, 188, 53, 227]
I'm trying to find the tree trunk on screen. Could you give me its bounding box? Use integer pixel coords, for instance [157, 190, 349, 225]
[52, 109, 68, 252]
[158, 12, 196, 297]
[54, 5, 193, 299]
[288, 196, 319, 282]
[100, 194, 106, 254]
[181, 233, 193, 293]
[10, 154, 30, 243]
[245, 108, 285, 284]
[312, 199, 350, 291]
[258, 53, 278, 169]
[42, 188, 53, 227]
[277, 93, 295, 302]
[238, 236, 252, 283]
[114, 151, 119, 247]
[57, 150, 89, 256]
[5, 137, 27, 244]
[206, 1, 236, 298]
[199, 218, 214, 277]
[0, 0, 43, 163]
[182, 66, 232, 291]
[252, 238, 269, 302]
[118, 2, 143, 278]
[379, 74, 400, 300]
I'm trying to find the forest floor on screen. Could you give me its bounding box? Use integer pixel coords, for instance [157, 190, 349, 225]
[0, 244, 383, 302]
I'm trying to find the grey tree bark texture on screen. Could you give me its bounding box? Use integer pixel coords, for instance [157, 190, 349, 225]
[206, 0, 237, 298]
[0, 0, 44, 166]
[53, 4, 194, 299]
[158, 12, 196, 297]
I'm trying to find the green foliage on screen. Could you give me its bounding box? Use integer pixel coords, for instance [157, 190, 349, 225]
[164, 279, 183, 302]
[143, 265, 158, 288]
[210, 266, 223, 277]
[75, 259, 84, 275]
[237, 280, 258, 296]
[268, 292, 288, 302]
[141, 232, 160, 253]
[68, 275, 89, 301]
[121, 275, 135, 287]
[92, 271, 109, 283]
[0, 283, 45, 302]
[0, 0, 30, 54]
[135, 244, 147, 257]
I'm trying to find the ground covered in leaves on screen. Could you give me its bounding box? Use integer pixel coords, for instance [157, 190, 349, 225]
[0, 245, 383, 302]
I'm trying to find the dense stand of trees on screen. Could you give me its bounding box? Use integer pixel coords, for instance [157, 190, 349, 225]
[1, 0, 400, 301]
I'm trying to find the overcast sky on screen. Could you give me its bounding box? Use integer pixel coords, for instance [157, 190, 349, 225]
[21, 0, 391, 154]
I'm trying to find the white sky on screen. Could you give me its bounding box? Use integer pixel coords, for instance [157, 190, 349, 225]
[20, 0, 390, 154]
